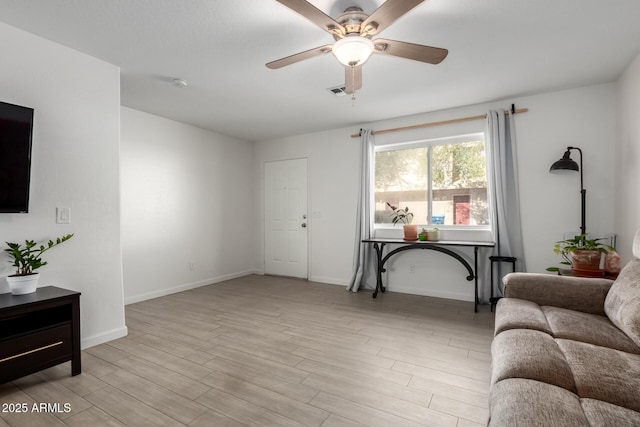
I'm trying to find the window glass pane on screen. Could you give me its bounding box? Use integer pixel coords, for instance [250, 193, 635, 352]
[374, 147, 427, 225]
[374, 136, 488, 226]
[432, 140, 488, 225]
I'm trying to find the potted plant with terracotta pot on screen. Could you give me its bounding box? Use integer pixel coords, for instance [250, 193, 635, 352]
[3, 234, 73, 295]
[386, 202, 417, 241]
[546, 234, 612, 275]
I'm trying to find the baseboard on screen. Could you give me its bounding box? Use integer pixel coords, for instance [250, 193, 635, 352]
[81, 325, 128, 350]
[386, 284, 475, 302]
[124, 270, 254, 305]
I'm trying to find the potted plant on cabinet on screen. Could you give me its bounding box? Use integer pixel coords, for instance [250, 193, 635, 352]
[3, 234, 73, 295]
[386, 202, 417, 241]
[546, 234, 612, 275]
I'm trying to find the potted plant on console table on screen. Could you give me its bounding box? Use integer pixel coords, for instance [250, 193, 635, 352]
[546, 234, 614, 277]
[386, 202, 417, 241]
[3, 234, 73, 295]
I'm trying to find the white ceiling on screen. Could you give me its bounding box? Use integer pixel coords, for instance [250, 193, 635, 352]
[2, 0, 640, 141]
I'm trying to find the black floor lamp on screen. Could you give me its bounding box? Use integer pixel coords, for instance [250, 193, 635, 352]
[549, 146, 585, 235]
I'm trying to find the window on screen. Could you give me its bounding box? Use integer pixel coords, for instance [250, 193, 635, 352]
[374, 133, 489, 227]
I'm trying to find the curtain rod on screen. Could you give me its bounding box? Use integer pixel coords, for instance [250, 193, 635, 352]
[350, 107, 529, 138]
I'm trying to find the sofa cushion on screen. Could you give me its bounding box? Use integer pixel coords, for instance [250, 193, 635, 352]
[491, 329, 576, 392]
[542, 306, 640, 354]
[557, 339, 640, 412]
[581, 399, 640, 427]
[494, 298, 552, 336]
[604, 258, 640, 347]
[489, 379, 589, 427]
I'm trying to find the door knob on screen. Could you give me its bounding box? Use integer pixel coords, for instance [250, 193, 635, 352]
[301, 223, 307, 228]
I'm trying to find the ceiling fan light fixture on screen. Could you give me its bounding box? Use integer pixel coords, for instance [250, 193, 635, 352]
[332, 36, 374, 67]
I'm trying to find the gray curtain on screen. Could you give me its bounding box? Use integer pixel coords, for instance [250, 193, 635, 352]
[348, 129, 376, 292]
[484, 110, 526, 301]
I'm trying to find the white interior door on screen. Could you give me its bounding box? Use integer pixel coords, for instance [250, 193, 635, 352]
[264, 158, 308, 278]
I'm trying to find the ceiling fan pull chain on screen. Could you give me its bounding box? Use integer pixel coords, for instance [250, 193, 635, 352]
[351, 64, 357, 105]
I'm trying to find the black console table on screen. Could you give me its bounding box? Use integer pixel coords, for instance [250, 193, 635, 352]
[362, 238, 495, 312]
[0, 286, 81, 383]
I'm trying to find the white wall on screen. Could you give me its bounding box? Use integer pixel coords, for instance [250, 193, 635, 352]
[515, 84, 617, 270]
[616, 53, 640, 261]
[121, 107, 254, 304]
[254, 84, 618, 301]
[0, 23, 126, 347]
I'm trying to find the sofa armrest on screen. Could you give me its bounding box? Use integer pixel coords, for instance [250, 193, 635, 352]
[502, 272, 614, 315]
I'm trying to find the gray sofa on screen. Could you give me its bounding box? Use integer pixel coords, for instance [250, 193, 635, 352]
[489, 229, 640, 426]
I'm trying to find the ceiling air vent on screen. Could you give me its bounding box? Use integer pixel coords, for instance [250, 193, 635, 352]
[327, 86, 347, 97]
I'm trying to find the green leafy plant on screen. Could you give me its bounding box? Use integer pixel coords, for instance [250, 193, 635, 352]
[546, 234, 612, 272]
[386, 202, 414, 225]
[4, 234, 74, 276]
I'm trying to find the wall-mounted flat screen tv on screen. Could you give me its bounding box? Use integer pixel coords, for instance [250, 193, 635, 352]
[0, 101, 34, 213]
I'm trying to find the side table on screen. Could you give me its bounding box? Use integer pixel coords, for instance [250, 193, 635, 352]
[0, 286, 81, 383]
[489, 256, 517, 312]
[558, 268, 618, 280]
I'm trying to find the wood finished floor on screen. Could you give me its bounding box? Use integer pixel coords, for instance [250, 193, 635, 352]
[0, 275, 495, 427]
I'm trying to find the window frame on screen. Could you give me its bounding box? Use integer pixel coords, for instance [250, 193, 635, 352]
[373, 132, 492, 234]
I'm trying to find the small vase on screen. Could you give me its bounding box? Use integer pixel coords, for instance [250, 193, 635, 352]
[6, 273, 40, 295]
[403, 224, 418, 241]
[604, 251, 622, 274]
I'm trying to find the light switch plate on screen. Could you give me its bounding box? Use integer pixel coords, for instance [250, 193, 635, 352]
[56, 207, 70, 224]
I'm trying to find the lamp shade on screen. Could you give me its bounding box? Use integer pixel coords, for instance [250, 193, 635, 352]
[549, 150, 579, 172]
[332, 36, 375, 67]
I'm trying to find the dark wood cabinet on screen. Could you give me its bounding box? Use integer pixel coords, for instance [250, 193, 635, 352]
[0, 286, 81, 383]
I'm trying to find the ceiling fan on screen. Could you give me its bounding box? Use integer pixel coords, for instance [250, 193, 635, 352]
[266, 0, 448, 94]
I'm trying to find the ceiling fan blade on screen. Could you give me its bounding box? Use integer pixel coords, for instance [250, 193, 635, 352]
[275, 0, 345, 37]
[266, 44, 333, 69]
[373, 39, 448, 64]
[345, 65, 362, 94]
[361, 0, 425, 36]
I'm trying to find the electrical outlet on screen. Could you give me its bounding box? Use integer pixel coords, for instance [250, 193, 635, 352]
[189, 261, 196, 271]
[604, 233, 617, 249]
[409, 264, 415, 274]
